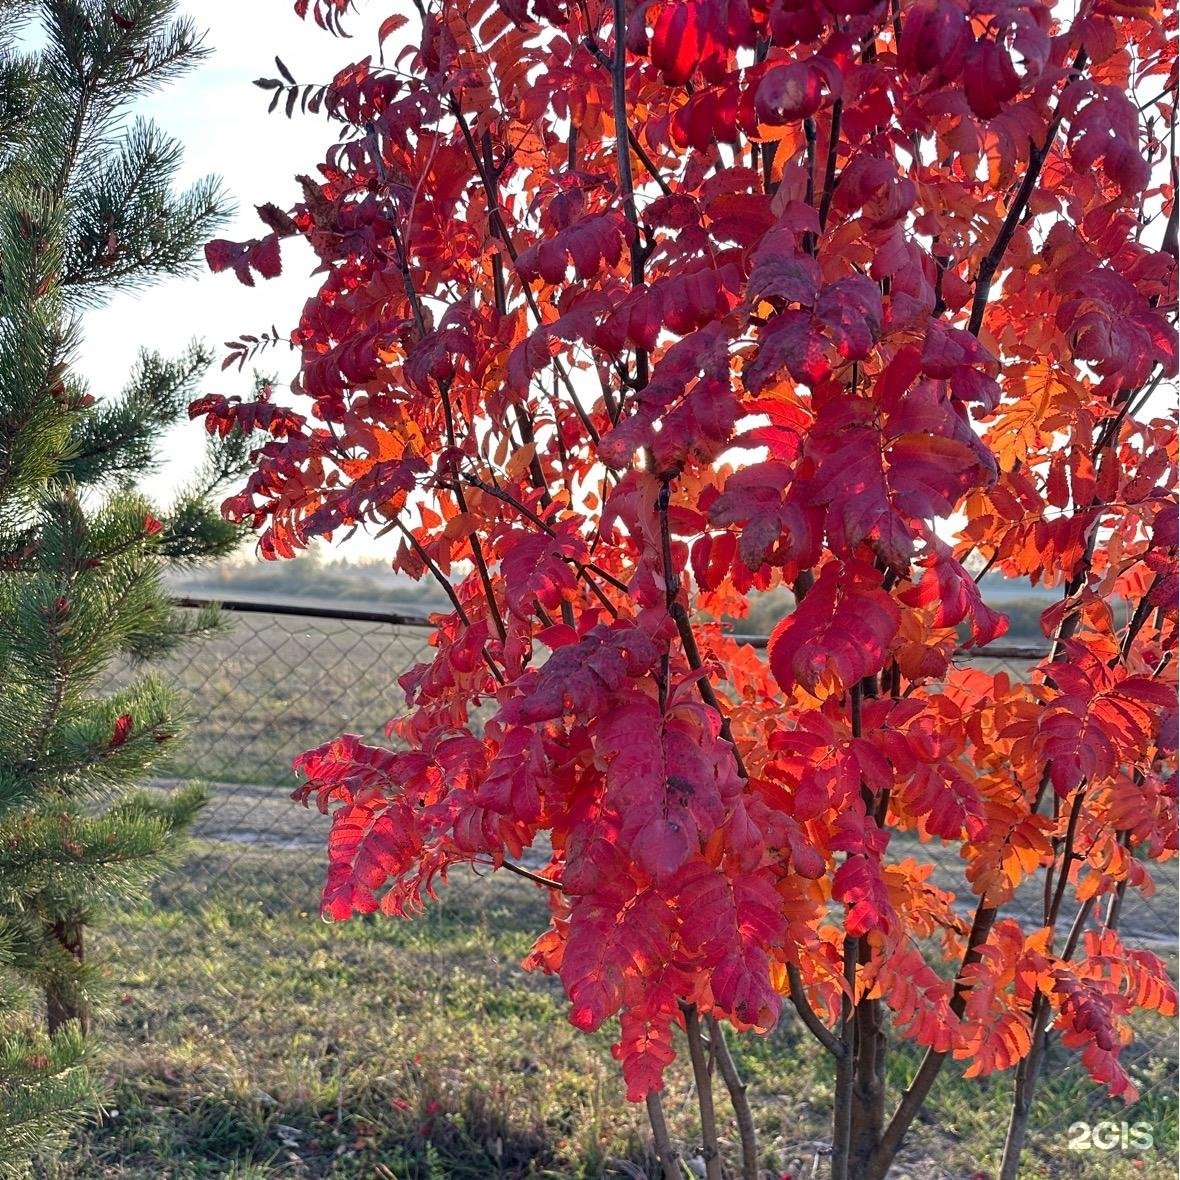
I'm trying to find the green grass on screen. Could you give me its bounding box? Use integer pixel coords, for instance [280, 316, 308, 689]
[37, 843, 1177, 1180]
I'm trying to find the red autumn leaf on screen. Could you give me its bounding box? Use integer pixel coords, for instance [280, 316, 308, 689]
[516, 214, 627, 284]
[204, 238, 248, 279]
[499, 527, 582, 621]
[902, 545, 1008, 647]
[673, 857, 785, 1028]
[768, 562, 899, 694]
[899, 0, 970, 79]
[709, 462, 823, 572]
[378, 12, 408, 52]
[205, 234, 282, 286]
[963, 37, 1020, 120]
[499, 623, 661, 725]
[755, 54, 842, 123]
[895, 760, 987, 841]
[813, 275, 884, 361]
[562, 884, 676, 1031]
[743, 309, 830, 392]
[747, 226, 821, 306]
[249, 234, 282, 279]
[647, 0, 751, 85]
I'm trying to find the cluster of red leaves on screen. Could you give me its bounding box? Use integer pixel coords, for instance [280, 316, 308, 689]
[199, 0, 1177, 1107]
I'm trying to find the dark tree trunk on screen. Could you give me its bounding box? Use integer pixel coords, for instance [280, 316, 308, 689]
[849, 994, 887, 1168]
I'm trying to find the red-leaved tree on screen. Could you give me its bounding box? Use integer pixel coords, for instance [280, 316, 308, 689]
[196, 1, 1178, 1176]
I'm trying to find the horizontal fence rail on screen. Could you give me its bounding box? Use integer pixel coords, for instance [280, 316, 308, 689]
[176, 594, 1051, 660]
[172, 594, 437, 630]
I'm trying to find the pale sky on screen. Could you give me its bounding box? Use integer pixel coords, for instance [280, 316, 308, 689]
[75, 0, 388, 511]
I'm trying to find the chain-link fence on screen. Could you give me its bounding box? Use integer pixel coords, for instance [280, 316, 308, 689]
[149, 598, 436, 847]
[91, 596, 1175, 1177]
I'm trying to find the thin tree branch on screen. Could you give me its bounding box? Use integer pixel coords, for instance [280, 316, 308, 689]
[456, 472, 625, 619]
[388, 518, 507, 685]
[496, 858, 564, 890]
[830, 934, 858, 1180]
[967, 49, 1087, 337]
[787, 964, 845, 1058]
[681, 1003, 722, 1180]
[450, 105, 602, 444]
[610, 0, 639, 239]
[1103, 830, 1134, 931]
[628, 129, 674, 196]
[817, 99, 843, 230]
[645, 1091, 682, 1180]
[707, 1015, 759, 1180]
[1046, 789, 1088, 943]
[866, 900, 998, 1178]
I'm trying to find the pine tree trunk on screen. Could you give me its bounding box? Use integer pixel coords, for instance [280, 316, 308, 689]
[45, 919, 88, 1037]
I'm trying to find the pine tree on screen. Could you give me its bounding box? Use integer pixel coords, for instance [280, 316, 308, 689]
[0, 2, 245, 1167]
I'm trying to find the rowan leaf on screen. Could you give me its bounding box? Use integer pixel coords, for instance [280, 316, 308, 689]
[499, 624, 661, 725]
[768, 562, 899, 694]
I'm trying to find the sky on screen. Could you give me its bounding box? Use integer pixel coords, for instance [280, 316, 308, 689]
[72, 0, 371, 512]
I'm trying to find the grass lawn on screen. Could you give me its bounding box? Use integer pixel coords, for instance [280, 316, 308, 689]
[38, 842, 1177, 1180]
